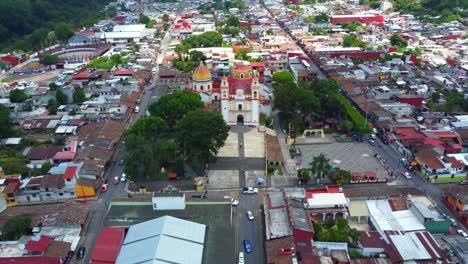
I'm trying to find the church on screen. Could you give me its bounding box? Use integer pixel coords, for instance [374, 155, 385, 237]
[190, 63, 271, 126]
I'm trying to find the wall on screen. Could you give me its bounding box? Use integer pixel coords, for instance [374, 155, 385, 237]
[293, 228, 314, 241]
[424, 221, 451, 234]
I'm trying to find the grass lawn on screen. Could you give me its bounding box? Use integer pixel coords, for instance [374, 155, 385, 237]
[21, 61, 42, 70]
[433, 176, 466, 182]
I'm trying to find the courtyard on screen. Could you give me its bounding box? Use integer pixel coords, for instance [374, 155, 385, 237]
[297, 141, 387, 179]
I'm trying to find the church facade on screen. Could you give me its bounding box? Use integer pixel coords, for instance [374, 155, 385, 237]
[191, 63, 269, 126]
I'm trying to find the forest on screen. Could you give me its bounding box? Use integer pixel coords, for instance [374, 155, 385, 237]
[0, 0, 112, 52]
[393, 0, 467, 23]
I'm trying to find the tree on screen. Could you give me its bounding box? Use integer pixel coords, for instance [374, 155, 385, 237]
[72, 86, 86, 103]
[47, 99, 58, 115]
[139, 14, 150, 25]
[352, 56, 364, 65]
[310, 153, 331, 179]
[54, 23, 74, 42]
[431, 91, 440, 102]
[272, 71, 295, 84]
[162, 14, 169, 22]
[9, 89, 28, 103]
[390, 34, 408, 48]
[343, 34, 366, 48]
[0, 105, 13, 139]
[148, 90, 204, 126]
[273, 82, 319, 119]
[314, 13, 329, 23]
[226, 16, 239, 27]
[177, 110, 229, 163]
[55, 88, 68, 105]
[340, 120, 354, 133]
[235, 48, 251, 60]
[42, 54, 59, 65]
[0, 216, 32, 241]
[189, 50, 206, 63]
[48, 82, 59, 91]
[266, 28, 274, 35]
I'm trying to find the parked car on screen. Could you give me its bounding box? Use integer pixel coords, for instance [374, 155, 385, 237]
[368, 139, 376, 146]
[238, 252, 245, 264]
[243, 240, 252, 253]
[101, 184, 108, 193]
[231, 198, 239, 206]
[77, 246, 85, 259]
[457, 229, 467, 237]
[113, 176, 119, 184]
[449, 217, 458, 227]
[118, 159, 124, 166]
[246, 211, 254, 221]
[242, 187, 259, 194]
[459, 180, 468, 185]
[401, 170, 411, 179]
[121, 173, 126, 182]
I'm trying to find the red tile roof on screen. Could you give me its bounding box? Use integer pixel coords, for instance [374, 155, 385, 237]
[359, 231, 387, 248]
[114, 69, 134, 76]
[91, 227, 125, 264]
[63, 166, 77, 180]
[446, 157, 465, 169]
[25, 236, 53, 253]
[52, 151, 76, 161]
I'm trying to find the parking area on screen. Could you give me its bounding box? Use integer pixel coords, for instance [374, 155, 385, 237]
[217, 131, 239, 157]
[206, 170, 239, 189]
[297, 141, 387, 179]
[243, 129, 265, 158]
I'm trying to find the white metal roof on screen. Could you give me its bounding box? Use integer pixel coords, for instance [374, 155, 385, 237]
[390, 232, 433, 260]
[101, 32, 141, 40]
[306, 193, 348, 208]
[116, 216, 206, 264]
[366, 200, 425, 232]
[113, 24, 146, 32]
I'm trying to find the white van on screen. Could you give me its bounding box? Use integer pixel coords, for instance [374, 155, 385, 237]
[135, 106, 140, 113]
[238, 252, 245, 264]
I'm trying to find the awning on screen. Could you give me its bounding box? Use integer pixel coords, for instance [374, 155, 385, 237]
[257, 177, 265, 184]
[364, 171, 377, 178]
[411, 161, 417, 166]
[168, 172, 177, 179]
[352, 172, 361, 178]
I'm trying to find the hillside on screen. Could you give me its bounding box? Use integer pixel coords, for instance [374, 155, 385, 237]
[0, 0, 112, 52]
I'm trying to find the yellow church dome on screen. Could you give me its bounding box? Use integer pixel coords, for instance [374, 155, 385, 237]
[192, 64, 211, 81]
[234, 64, 252, 79]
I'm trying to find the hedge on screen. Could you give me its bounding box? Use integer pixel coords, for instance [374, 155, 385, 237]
[336, 93, 372, 134]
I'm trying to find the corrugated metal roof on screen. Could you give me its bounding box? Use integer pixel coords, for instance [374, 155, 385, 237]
[116, 216, 206, 264]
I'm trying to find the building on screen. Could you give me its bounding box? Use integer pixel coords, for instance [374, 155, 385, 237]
[116, 216, 206, 264]
[330, 14, 384, 25]
[191, 63, 261, 126]
[91, 227, 125, 264]
[304, 185, 349, 221]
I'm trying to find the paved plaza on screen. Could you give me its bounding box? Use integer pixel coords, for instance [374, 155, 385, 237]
[297, 142, 387, 179]
[206, 170, 239, 189]
[217, 131, 239, 157]
[243, 128, 265, 158]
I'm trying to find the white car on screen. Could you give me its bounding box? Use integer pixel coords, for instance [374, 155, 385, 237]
[121, 173, 126, 182]
[246, 211, 254, 221]
[231, 198, 239, 206]
[401, 170, 411, 179]
[242, 187, 259, 194]
[238, 252, 245, 264]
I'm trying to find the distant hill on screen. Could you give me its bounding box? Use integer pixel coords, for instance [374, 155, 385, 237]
[393, 0, 467, 23]
[0, 0, 112, 52]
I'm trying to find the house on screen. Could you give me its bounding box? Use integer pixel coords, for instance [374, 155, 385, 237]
[304, 185, 349, 221]
[0, 176, 21, 206]
[444, 193, 468, 226]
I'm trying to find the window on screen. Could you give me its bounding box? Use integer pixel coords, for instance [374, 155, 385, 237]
[67, 179, 71, 182]
[71, 192, 75, 195]
[238, 104, 242, 110]
[208, 85, 211, 90]
[59, 193, 63, 196]
[46, 194, 51, 197]
[253, 91, 257, 98]
[240, 73, 244, 78]
[200, 85, 204, 91]
[214, 96, 218, 100]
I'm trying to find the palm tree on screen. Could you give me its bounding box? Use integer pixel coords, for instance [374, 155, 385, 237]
[310, 153, 331, 179]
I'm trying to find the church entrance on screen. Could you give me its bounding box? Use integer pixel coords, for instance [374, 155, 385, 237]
[237, 114, 244, 125]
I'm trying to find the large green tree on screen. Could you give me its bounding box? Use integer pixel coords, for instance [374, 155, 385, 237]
[272, 71, 295, 84]
[148, 90, 204, 126]
[55, 88, 68, 105]
[0, 105, 13, 139]
[72, 86, 86, 103]
[273, 82, 320, 119]
[310, 153, 331, 179]
[9, 89, 29, 103]
[176, 110, 229, 163]
[54, 23, 74, 42]
[0, 216, 32, 241]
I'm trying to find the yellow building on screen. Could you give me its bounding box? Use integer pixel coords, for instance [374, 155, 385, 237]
[75, 178, 100, 199]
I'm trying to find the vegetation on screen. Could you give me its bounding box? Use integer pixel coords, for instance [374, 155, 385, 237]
[125, 92, 229, 180]
[0, 105, 14, 139]
[0, 0, 112, 52]
[392, 0, 466, 23]
[55, 88, 68, 105]
[47, 99, 59, 115]
[0, 155, 29, 175]
[329, 169, 352, 185]
[182, 32, 223, 48]
[313, 218, 361, 243]
[54, 22, 74, 42]
[343, 34, 366, 48]
[199, 0, 246, 11]
[235, 48, 251, 60]
[272, 71, 294, 84]
[87, 54, 127, 70]
[72, 86, 86, 104]
[9, 89, 29, 103]
[310, 153, 331, 179]
[360, 0, 381, 8]
[148, 90, 204, 126]
[0, 216, 32, 241]
[340, 22, 365, 32]
[336, 93, 372, 133]
[428, 89, 468, 113]
[390, 34, 408, 48]
[42, 54, 59, 65]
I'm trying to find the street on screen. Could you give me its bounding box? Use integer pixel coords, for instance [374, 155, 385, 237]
[75, 25, 173, 264]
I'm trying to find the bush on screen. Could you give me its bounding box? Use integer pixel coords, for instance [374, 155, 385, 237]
[336, 94, 372, 134]
[323, 128, 335, 134]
